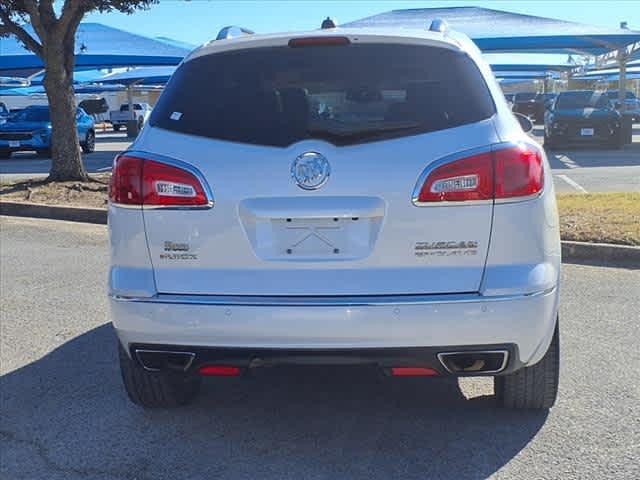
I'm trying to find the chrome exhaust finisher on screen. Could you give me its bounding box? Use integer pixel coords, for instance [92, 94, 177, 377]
[134, 349, 196, 372]
[437, 350, 509, 375]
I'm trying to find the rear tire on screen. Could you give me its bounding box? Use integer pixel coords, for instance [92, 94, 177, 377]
[81, 130, 95, 153]
[0, 149, 10, 159]
[118, 343, 201, 408]
[36, 148, 51, 158]
[543, 134, 556, 150]
[495, 319, 559, 410]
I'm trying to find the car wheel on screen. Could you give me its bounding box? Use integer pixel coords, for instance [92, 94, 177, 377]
[36, 148, 51, 158]
[118, 342, 201, 408]
[495, 318, 559, 410]
[543, 134, 555, 150]
[81, 130, 95, 153]
[609, 131, 624, 150]
[0, 149, 10, 159]
[137, 118, 144, 130]
[113, 124, 121, 132]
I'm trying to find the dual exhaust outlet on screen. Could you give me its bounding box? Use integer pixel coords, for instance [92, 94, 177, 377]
[134, 349, 509, 376]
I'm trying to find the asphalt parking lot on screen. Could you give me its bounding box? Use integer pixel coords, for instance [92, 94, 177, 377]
[1, 127, 639, 193]
[1, 216, 638, 480]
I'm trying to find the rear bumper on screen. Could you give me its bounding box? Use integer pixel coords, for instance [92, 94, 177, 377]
[111, 287, 559, 369]
[128, 343, 520, 376]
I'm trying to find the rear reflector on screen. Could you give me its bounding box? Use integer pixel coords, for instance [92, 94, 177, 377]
[391, 367, 440, 377]
[109, 154, 210, 208]
[198, 365, 241, 376]
[414, 142, 544, 204]
[288, 36, 350, 47]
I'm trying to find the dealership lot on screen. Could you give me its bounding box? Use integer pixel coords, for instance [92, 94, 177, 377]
[1, 216, 638, 480]
[1, 128, 639, 193]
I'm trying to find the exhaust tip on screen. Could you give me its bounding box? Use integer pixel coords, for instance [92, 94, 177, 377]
[437, 350, 508, 374]
[135, 349, 195, 372]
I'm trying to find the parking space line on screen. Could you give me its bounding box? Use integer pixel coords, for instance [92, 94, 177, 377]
[556, 174, 588, 193]
[557, 155, 579, 169]
[96, 166, 112, 172]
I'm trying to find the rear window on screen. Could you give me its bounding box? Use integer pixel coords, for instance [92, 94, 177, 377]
[120, 104, 142, 111]
[556, 92, 610, 109]
[515, 92, 536, 101]
[150, 44, 495, 147]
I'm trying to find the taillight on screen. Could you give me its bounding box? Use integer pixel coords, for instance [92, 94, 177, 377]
[494, 144, 544, 199]
[413, 142, 543, 205]
[109, 154, 211, 208]
[415, 151, 494, 203]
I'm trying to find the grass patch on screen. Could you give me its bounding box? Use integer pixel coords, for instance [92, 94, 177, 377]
[557, 192, 640, 246]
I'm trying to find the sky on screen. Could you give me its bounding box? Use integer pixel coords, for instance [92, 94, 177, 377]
[85, 0, 640, 47]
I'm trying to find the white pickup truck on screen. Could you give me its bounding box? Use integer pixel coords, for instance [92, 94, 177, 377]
[109, 103, 152, 131]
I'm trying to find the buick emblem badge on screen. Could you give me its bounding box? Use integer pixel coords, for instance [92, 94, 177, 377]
[291, 152, 330, 190]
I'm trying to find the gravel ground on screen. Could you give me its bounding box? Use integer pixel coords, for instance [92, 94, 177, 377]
[1, 216, 639, 480]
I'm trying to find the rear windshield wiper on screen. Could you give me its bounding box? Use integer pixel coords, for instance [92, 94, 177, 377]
[307, 122, 423, 142]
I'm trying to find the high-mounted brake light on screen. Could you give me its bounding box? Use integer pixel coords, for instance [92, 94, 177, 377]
[109, 154, 211, 208]
[413, 143, 543, 205]
[198, 365, 241, 376]
[288, 36, 350, 47]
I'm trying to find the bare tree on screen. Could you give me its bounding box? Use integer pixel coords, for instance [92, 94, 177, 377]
[0, 0, 156, 181]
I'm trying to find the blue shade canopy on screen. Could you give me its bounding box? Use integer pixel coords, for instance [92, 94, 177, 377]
[97, 66, 176, 86]
[0, 23, 191, 74]
[343, 7, 640, 55]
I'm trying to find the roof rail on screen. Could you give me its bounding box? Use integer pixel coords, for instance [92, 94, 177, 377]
[428, 19, 449, 34]
[216, 26, 254, 41]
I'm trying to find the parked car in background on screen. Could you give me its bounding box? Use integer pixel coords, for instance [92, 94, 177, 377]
[606, 90, 640, 121]
[534, 92, 558, 123]
[544, 90, 623, 149]
[0, 105, 95, 158]
[79, 97, 111, 123]
[512, 92, 538, 118]
[110, 23, 560, 411]
[0, 102, 9, 124]
[109, 103, 152, 131]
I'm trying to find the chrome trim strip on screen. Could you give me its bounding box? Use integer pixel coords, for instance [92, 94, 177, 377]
[437, 350, 509, 374]
[134, 349, 196, 372]
[411, 141, 544, 207]
[109, 150, 215, 210]
[111, 286, 555, 307]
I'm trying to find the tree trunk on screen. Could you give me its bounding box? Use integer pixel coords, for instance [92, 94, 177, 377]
[42, 51, 88, 181]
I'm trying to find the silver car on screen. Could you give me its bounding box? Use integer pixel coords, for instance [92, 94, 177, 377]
[109, 21, 561, 409]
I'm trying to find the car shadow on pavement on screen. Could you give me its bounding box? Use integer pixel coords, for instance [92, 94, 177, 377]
[1, 324, 548, 480]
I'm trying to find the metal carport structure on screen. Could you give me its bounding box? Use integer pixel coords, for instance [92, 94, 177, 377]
[344, 7, 640, 107]
[0, 23, 191, 76]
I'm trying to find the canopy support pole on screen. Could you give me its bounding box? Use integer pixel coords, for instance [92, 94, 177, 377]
[617, 51, 627, 112]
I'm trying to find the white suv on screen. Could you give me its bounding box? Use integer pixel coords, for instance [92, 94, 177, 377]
[109, 22, 561, 410]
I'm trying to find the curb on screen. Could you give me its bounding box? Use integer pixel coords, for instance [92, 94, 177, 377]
[561, 241, 640, 268]
[0, 201, 107, 225]
[2, 201, 639, 268]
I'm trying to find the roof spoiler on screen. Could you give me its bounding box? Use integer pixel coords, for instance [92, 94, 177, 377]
[216, 26, 254, 41]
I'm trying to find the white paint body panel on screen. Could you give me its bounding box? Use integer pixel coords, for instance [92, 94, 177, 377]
[108, 29, 561, 367]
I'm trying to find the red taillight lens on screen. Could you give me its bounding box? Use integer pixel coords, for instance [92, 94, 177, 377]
[198, 365, 241, 376]
[109, 154, 209, 207]
[288, 36, 350, 47]
[416, 152, 494, 203]
[494, 144, 544, 199]
[109, 155, 143, 205]
[414, 143, 543, 204]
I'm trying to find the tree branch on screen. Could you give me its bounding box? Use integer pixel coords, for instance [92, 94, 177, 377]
[0, 9, 43, 58]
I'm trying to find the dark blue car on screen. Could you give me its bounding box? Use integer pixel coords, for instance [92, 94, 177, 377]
[0, 105, 95, 158]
